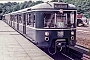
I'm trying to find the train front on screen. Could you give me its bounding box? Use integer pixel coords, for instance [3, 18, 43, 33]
[34, 2, 77, 54]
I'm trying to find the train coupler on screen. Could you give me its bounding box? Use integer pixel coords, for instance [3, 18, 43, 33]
[48, 39, 67, 55]
[55, 39, 66, 48]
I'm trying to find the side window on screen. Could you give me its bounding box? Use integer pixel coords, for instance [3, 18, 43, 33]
[26, 13, 28, 24]
[30, 14, 33, 27]
[10, 15, 12, 21]
[18, 15, 22, 23]
[33, 15, 35, 27]
[12, 15, 14, 21]
[27, 14, 31, 25]
[15, 15, 17, 22]
[27, 13, 35, 27]
[13, 15, 15, 22]
[23, 13, 27, 24]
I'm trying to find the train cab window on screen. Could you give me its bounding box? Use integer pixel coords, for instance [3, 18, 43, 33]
[67, 11, 75, 28]
[44, 13, 55, 28]
[70, 12, 74, 24]
[44, 12, 75, 28]
[44, 13, 67, 28]
[56, 13, 66, 28]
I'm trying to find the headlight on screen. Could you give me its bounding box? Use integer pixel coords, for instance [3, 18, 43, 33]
[45, 32, 49, 36]
[71, 36, 74, 40]
[45, 37, 49, 41]
[71, 31, 74, 35]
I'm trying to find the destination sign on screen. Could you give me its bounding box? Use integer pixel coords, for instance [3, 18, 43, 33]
[54, 4, 68, 9]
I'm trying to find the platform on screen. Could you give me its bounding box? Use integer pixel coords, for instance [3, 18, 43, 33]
[0, 20, 53, 60]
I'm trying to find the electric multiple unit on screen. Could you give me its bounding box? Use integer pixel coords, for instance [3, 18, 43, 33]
[4, 2, 77, 54]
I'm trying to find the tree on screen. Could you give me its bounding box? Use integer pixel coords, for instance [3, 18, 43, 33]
[61, 0, 90, 18]
[1, 0, 90, 18]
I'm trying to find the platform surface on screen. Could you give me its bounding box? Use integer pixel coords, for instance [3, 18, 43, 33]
[0, 20, 53, 60]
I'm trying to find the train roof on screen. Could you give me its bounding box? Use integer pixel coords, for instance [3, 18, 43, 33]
[31, 2, 76, 9]
[5, 2, 76, 15]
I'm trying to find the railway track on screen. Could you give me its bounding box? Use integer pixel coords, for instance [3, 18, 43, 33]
[67, 45, 90, 60]
[41, 45, 90, 60]
[76, 26, 90, 60]
[42, 47, 90, 60]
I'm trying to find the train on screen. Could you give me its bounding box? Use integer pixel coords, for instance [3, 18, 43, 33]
[77, 14, 89, 27]
[3, 2, 77, 54]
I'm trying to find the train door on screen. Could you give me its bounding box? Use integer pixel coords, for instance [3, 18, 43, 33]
[17, 14, 19, 30]
[10, 15, 12, 26]
[23, 13, 26, 34]
[11, 15, 13, 27]
[13, 15, 15, 28]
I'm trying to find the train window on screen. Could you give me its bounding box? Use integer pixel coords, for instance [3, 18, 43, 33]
[33, 15, 35, 27]
[10, 15, 13, 21]
[14, 15, 17, 22]
[66, 11, 75, 28]
[13, 15, 15, 22]
[12, 15, 14, 21]
[21, 15, 23, 23]
[19, 15, 22, 23]
[44, 13, 67, 28]
[70, 12, 74, 24]
[67, 12, 73, 28]
[56, 13, 66, 28]
[27, 14, 35, 27]
[11, 15, 13, 21]
[27, 14, 31, 25]
[43, 11, 75, 28]
[44, 13, 55, 28]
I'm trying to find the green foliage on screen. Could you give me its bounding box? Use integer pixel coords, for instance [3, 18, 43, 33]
[0, 1, 44, 14]
[52, 0, 90, 18]
[0, 0, 90, 18]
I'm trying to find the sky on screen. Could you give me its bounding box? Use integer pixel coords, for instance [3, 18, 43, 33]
[0, 0, 52, 3]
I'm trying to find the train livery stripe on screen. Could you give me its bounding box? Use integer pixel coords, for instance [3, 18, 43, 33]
[32, 10, 77, 12]
[26, 26, 76, 30]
